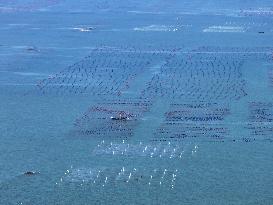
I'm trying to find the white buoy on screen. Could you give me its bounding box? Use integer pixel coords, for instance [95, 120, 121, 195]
[126, 172, 132, 183]
[94, 170, 101, 184]
[148, 175, 153, 185]
[160, 169, 167, 185]
[171, 169, 178, 189]
[104, 177, 108, 184]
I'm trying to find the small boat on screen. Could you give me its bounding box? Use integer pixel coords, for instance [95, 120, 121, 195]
[111, 116, 129, 121]
[24, 171, 40, 176]
[111, 112, 130, 121]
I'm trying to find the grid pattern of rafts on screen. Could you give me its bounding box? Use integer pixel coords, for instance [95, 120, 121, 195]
[153, 103, 230, 142]
[141, 54, 246, 102]
[37, 47, 167, 96]
[74, 99, 152, 139]
[246, 102, 273, 138]
[58, 167, 179, 189]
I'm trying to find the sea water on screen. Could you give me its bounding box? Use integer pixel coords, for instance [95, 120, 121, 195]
[1, 0, 273, 204]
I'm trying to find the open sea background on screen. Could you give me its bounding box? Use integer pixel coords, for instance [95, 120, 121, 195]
[1, 0, 273, 204]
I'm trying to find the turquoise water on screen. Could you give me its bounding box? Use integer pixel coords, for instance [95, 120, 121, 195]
[1, 1, 273, 204]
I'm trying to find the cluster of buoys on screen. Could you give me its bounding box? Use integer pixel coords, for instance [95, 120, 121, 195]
[92, 140, 197, 159]
[57, 166, 180, 189]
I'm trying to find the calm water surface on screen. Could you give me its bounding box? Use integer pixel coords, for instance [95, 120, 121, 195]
[1, 0, 273, 204]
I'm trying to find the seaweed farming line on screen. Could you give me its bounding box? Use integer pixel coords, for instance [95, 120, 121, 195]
[202, 23, 272, 33]
[245, 102, 273, 138]
[152, 103, 231, 142]
[192, 46, 273, 52]
[57, 166, 180, 189]
[224, 21, 268, 26]
[182, 52, 273, 54]
[36, 46, 173, 96]
[85, 46, 182, 54]
[268, 67, 273, 88]
[189, 47, 273, 61]
[153, 123, 229, 142]
[35, 46, 272, 97]
[140, 54, 247, 102]
[0, 0, 63, 12]
[165, 103, 230, 121]
[240, 8, 273, 17]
